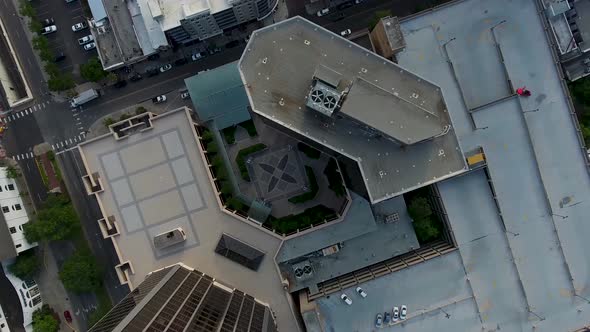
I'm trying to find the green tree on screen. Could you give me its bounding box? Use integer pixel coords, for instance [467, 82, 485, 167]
[8, 250, 40, 279]
[32, 36, 49, 52]
[369, 10, 392, 30]
[103, 117, 115, 128]
[28, 20, 42, 33]
[32, 305, 59, 332]
[19, 0, 36, 17]
[413, 217, 440, 243]
[408, 197, 432, 222]
[44, 63, 59, 77]
[47, 73, 75, 91]
[59, 250, 102, 293]
[80, 57, 107, 82]
[581, 122, 590, 146]
[570, 78, 590, 106]
[6, 165, 19, 178]
[407, 196, 441, 243]
[23, 194, 80, 243]
[135, 106, 147, 115]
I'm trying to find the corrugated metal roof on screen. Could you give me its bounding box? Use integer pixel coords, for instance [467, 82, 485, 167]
[185, 62, 251, 129]
[89, 0, 108, 22]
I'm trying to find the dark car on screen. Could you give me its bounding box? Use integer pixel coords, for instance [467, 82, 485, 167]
[225, 40, 240, 48]
[145, 67, 159, 77]
[330, 12, 346, 21]
[53, 52, 66, 62]
[208, 47, 222, 55]
[338, 1, 353, 10]
[129, 73, 142, 82]
[63, 310, 72, 323]
[147, 53, 160, 61]
[174, 58, 188, 66]
[114, 80, 127, 88]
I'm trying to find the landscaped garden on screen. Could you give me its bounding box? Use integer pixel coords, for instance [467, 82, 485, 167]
[288, 166, 318, 204]
[265, 205, 337, 235]
[235, 143, 267, 181]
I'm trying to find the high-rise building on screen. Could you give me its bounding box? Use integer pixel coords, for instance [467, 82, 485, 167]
[88, 263, 278, 332]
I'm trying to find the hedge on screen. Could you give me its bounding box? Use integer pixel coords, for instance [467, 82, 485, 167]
[222, 126, 237, 144]
[238, 120, 257, 137]
[266, 205, 336, 234]
[288, 166, 318, 204]
[235, 143, 266, 181]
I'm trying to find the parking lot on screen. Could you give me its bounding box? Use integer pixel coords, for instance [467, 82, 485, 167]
[31, 0, 95, 81]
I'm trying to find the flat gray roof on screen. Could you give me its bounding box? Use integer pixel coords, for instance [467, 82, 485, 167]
[0, 212, 16, 261]
[313, 0, 590, 330]
[239, 17, 466, 204]
[78, 108, 300, 332]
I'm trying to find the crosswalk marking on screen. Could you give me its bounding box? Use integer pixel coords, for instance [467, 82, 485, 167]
[24, 109, 29, 115]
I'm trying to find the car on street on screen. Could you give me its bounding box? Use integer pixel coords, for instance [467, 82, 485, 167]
[400, 305, 407, 320]
[65, 0, 76, 3]
[71, 22, 88, 31]
[375, 313, 383, 328]
[355, 287, 367, 298]
[208, 47, 222, 55]
[159, 64, 172, 72]
[180, 91, 190, 99]
[152, 95, 167, 104]
[384, 311, 391, 325]
[78, 34, 93, 45]
[392, 306, 399, 322]
[84, 42, 96, 51]
[331, 12, 346, 21]
[41, 25, 57, 35]
[174, 58, 188, 66]
[53, 52, 66, 62]
[191, 52, 204, 61]
[145, 67, 159, 77]
[317, 8, 329, 16]
[114, 80, 127, 88]
[43, 18, 55, 26]
[340, 293, 352, 305]
[129, 73, 142, 81]
[63, 310, 72, 323]
[338, 1, 353, 10]
[340, 29, 352, 37]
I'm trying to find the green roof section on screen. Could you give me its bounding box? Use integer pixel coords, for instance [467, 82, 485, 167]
[184, 61, 251, 130]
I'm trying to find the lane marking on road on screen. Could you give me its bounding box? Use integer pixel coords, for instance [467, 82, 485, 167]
[51, 144, 55, 150]
[15, 155, 20, 161]
[78, 127, 84, 130]
[16, 113, 20, 118]
[28, 152, 33, 158]
[32, 105, 37, 111]
[68, 138, 73, 144]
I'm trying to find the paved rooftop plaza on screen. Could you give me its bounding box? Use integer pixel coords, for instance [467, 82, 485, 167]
[78, 108, 299, 331]
[315, 0, 590, 331]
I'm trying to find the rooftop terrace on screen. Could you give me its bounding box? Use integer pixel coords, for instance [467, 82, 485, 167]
[239, 17, 466, 204]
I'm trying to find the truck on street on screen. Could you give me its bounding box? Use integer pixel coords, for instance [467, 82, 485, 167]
[70, 89, 99, 107]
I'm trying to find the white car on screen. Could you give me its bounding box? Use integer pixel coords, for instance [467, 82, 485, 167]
[83, 42, 96, 51]
[41, 25, 57, 35]
[159, 64, 172, 72]
[78, 35, 94, 45]
[340, 29, 352, 37]
[191, 52, 203, 61]
[71, 22, 87, 31]
[317, 8, 329, 17]
[375, 313, 383, 328]
[392, 306, 399, 322]
[355, 287, 367, 298]
[152, 95, 167, 103]
[400, 305, 407, 320]
[340, 293, 352, 305]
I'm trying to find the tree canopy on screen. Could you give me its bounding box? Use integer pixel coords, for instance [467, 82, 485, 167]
[8, 249, 40, 280]
[32, 305, 59, 332]
[59, 250, 102, 293]
[80, 58, 107, 82]
[407, 196, 441, 244]
[23, 194, 79, 243]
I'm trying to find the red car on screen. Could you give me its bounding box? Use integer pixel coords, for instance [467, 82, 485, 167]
[63, 310, 72, 323]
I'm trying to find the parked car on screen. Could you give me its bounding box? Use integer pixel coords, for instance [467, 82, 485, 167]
[180, 91, 190, 99]
[78, 34, 93, 45]
[152, 95, 167, 104]
[340, 294, 352, 305]
[355, 287, 367, 298]
[392, 306, 399, 322]
[83, 42, 96, 51]
[208, 47, 222, 55]
[65, 0, 76, 3]
[71, 22, 87, 31]
[338, 1, 353, 10]
[400, 305, 407, 320]
[191, 52, 204, 61]
[145, 67, 159, 77]
[225, 40, 240, 48]
[129, 73, 143, 81]
[384, 311, 391, 325]
[42, 18, 55, 26]
[317, 8, 329, 16]
[114, 80, 127, 88]
[40, 25, 57, 35]
[375, 313, 383, 328]
[159, 64, 172, 72]
[331, 12, 346, 21]
[174, 58, 188, 66]
[63, 310, 72, 323]
[340, 29, 352, 37]
[53, 52, 66, 62]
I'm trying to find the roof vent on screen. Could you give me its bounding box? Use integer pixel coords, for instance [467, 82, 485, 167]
[306, 80, 342, 117]
[310, 89, 324, 103]
[292, 261, 314, 280]
[324, 95, 337, 109]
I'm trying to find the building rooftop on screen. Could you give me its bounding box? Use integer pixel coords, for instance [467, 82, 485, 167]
[78, 108, 299, 332]
[184, 62, 251, 130]
[239, 17, 466, 204]
[88, 0, 107, 22]
[0, 212, 16, 261]
[152, 0, 209, 32]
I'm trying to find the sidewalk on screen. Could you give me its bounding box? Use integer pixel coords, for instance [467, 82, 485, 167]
[36, 243, 82, 332]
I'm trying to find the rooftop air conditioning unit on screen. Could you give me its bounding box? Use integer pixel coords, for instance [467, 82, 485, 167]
[292, 261, 314, 279]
